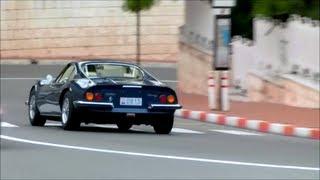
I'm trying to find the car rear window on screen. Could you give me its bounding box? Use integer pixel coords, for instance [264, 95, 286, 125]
[81, 63, 144, 80]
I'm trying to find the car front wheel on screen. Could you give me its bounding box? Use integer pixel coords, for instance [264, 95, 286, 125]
[61, 92, 80, 130]
[153, 114, 174, 134]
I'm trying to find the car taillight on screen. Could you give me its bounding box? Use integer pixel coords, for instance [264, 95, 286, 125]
[86, 92, 103, 101]
[159, 95, 167, 103]
[85, 92, 94, 101]
[167, 95, 175, 104]
[94, 93, 103, 101]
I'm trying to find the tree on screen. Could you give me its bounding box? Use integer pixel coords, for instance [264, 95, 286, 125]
[123, 0, 156, 65]
[252, 0, 306, 22]
[231, 0, 254, 39]
[231, 0, 320, 39]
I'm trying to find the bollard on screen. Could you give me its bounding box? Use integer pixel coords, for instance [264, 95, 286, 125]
[220, 71, 230, 111]
[208, 72, 216, 110]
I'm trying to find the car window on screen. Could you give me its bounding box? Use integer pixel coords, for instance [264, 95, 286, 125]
[56, 65, 75, 83]
[82, 63, 144, 80]
[69, 67, 77, 81]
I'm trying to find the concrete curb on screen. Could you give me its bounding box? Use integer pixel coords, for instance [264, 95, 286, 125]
[174, 109, 320, 140]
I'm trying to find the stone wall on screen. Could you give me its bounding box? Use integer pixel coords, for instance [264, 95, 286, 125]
[248, 72, 319, 108]
[232, 16, 319, 108]
[177, 1, 216, 96]
[232, 16, 320, 89]
[178, 41, 212, 95]
[0, 0, 184, 61]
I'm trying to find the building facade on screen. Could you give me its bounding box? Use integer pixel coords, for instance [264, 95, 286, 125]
[178, 0, 234, 95]
[0, 0, 184, 62]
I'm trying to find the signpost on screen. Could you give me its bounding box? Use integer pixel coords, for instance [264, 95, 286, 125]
[209, 0, 235, 111]
[214, 16, 231, 71]
[212, 0, 234, 71]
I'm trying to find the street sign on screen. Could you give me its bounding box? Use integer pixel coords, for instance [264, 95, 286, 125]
[214, 16, 231, 70]
[212, 0, 236, 8]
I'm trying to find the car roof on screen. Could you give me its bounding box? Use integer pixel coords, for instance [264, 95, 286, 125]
[70, 59, 160, 81]
[74, 60, 139, 67]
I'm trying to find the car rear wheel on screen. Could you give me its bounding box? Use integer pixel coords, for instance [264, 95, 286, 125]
[117, 120, 132, 132]
[153, 114, 174, 134]
[61, 92, 80, 130]
[28, 90, 46, 126]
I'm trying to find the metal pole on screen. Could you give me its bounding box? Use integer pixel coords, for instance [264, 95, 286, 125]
[208, 71, 217, 110]
[220, 70, 230, 111]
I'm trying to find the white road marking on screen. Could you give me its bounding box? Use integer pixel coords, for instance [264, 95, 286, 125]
[92, 124, 143, 132]
[46, 123, 204, 134]
[210, 129, 263, 136]
[0, 135, 318, 171]
[92, 124, 118, 129]
[172, 128, 204, 134]
[45, 123, 119, 129]
[45, 122, 61, 127]
[0, 122, 18, 127]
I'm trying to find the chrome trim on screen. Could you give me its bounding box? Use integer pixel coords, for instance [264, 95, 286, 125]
[148, 104, 182, 109]
[74, 101, 114, 108]
[122, 85, 142, 88]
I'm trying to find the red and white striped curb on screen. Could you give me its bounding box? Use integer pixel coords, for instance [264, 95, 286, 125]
[174, 109, 320, 140]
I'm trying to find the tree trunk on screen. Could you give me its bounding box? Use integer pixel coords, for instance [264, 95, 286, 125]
[136, 11, 141, 65]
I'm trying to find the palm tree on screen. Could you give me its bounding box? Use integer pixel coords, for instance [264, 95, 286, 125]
[123, 0, 156, 65]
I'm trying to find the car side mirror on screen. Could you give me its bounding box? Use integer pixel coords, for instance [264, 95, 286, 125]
[40, 74, 53, 85]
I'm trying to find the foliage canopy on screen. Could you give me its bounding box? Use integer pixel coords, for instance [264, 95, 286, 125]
[123, 0, 156, 13]
[231, 0, 319, 39]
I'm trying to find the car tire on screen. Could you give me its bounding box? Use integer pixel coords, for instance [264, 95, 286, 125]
[153, 113, 174, 134]
[28, 89, 46, 126]
[117, 120, 132, 132]
[61, 92, 80, 130]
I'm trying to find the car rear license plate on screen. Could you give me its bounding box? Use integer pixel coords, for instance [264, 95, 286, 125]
[120, 97, 142, 106]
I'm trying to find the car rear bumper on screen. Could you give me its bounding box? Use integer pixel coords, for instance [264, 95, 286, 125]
[73, 100, 182, 113]
[73, 100, 181, 124]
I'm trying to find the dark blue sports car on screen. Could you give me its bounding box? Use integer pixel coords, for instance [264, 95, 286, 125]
[27, 60, 182, 134]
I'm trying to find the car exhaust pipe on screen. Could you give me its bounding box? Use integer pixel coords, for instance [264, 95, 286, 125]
[126, 113, 135, 118]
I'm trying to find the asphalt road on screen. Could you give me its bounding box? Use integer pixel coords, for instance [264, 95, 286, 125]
[1, 64, 319, 179]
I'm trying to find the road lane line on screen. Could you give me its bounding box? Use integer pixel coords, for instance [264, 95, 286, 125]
[45, 123, 204, 134]
[210, 129, 263, 136]
[1, 135, 318, 171]
[92, 124, 118, 129]
[45, 122, 61, 127]
[171, 128, 204, 134]
[0, 122, 18, 127]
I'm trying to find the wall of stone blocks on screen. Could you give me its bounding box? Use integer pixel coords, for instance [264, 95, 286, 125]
[233, 17, 320, 89]
[178, 42, 212, 95]
[0, 0, 184, 61]
[247, 72, 319, 108]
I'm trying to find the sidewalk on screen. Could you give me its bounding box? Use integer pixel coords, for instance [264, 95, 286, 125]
[177, 92, 320, 129]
